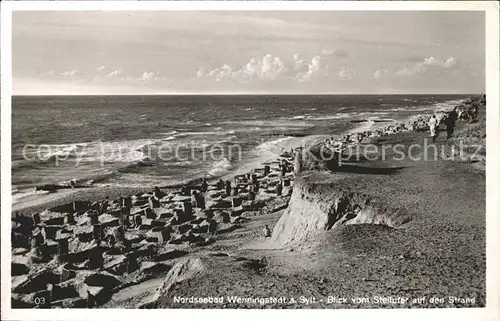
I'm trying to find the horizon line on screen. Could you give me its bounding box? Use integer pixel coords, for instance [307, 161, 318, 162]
[11, 92, 483, 97]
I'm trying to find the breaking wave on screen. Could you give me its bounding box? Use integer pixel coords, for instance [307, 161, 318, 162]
[208, 157, 232, 177]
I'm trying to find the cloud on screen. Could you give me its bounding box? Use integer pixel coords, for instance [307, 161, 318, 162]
[292, 54, 310, 73]
[59, 70, 78, 77]
[296, 55, 324, 82]
[309, 56, 322, 73]
[443, 57, 458, 68]
[338, 68, 349, 79]
[92, 69, 121, 81]
[118, 71, 164, 82]
[395, 56, 459, 78]
[202, 54, 287, 83]
[139, 71, 156, 81]
[207, 64, 232, 82]
[196, 68, 206, 78]
[242, 58, 260, 78]
[395, 67, 415, 77]
[97, 66, 106, 71]
[261, 54, 285, 79]
[337, 67, 357, 80]
[198, 52, 335, 84]
[106, 69, 121, 77]
[217, 64, 233, 82]
[320, 48, 349, 58]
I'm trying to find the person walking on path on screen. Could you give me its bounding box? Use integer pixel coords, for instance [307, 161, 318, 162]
[445, 107, 459, 141]
[429, 115, 438, 143]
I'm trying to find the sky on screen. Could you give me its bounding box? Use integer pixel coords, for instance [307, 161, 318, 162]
[12, 11, 485, 95]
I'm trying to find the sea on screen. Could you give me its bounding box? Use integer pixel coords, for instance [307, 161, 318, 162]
[12, 94, 469, 204]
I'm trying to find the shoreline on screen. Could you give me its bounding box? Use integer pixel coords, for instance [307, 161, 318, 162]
[11, 96, 477, 217]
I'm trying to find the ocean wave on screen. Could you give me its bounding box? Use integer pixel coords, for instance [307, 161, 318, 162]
[389, 106, 432, 112]
[367, 116, 395, 122]
[12, 160, 40, 170]
[348, 120, 378, 134]
[224, 119, 311, 128]
[89, 140, 154, 163]
[208, 157, 232, 177]
[351, 117, 395, 125]
[387, 99, 465, 113]
[257, 136, 294, 152]
[220, 135, 238, 142]
[172, 160, 195, 166]
[432, 99, 468, 112]
[21, 142, 90, 159]
[97, 172, 183, 188]
[12, 188, 50, 203]
[161, 130, 179, 136]
[52, 170, 118, 186]
[181, 130, 236, 136]
[161, 132, 187, 141]
[305, 113, 353, 121]
[19, 140, 91, 155]
[26, 139, 156, 164]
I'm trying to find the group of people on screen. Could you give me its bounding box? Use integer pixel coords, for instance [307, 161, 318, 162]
[466, 105, 479, 124]
[428, 107, 461, 143]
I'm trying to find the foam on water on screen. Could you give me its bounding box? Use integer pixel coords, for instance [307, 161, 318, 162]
[348, 120, 377, 134]
[223, 119, 311, 128]
[22, 142, 91, 159]
[12, 188, 50, 203]
[432, 99, 467, 112]
[84, 140, 154, 163]
[257, 136, 294, 152]
[208, 157, 232, 177]
[305, 113, 354, 121]
[181, 130, 236, 136]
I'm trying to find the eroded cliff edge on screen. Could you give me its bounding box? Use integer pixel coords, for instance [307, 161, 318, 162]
[270, 173, 411, 248]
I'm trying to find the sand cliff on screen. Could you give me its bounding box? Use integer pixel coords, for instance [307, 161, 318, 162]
[270, 175, 410, 247]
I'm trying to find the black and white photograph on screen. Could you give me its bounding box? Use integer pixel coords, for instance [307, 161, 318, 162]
[1, 1, 499, 318]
